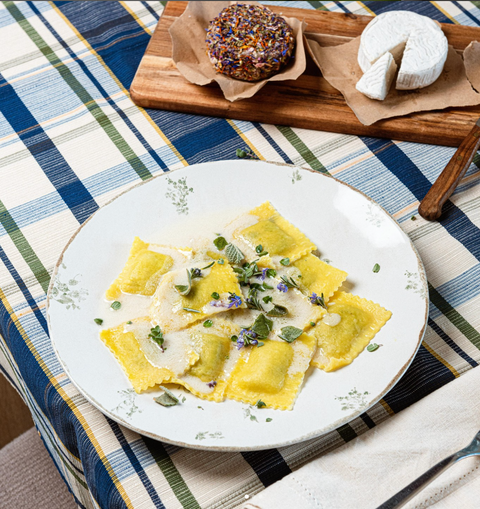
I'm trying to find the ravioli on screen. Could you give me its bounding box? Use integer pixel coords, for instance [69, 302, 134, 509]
[288, 254, 348, 303]
[169, 319, 241, 402]
[225, 333, 316, 410]
[106, 237, 192, 300]
[150, 260, 244, 332]
[100, 322, 173, 393]
[228, 202, 316, 267]
[311, 292, 392, 372]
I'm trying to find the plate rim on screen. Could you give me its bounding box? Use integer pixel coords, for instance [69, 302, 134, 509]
[46, 160, 429, 451]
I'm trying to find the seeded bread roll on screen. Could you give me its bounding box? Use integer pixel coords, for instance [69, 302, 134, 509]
[205, 4, 295, 82]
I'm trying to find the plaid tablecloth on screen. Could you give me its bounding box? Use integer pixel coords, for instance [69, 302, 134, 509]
[1, 1, 479, 508]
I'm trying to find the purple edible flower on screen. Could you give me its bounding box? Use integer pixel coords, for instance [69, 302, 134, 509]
[259, 268, 268, 281]
[309, 292, 318, 304]
[228, 293, 243, 309]
[277, 282, 288, 293]
[207, 381, 217, 389]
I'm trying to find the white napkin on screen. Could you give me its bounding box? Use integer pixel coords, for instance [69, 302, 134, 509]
[242, 366, 480, 509]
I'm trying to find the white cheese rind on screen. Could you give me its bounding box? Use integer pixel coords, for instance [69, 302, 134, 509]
[396, 25, 448, 90]
[358, 11, 448, 92]
[355, 52, 397, 101]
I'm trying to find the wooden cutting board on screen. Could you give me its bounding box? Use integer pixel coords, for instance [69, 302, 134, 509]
[130, 2, 480, 147]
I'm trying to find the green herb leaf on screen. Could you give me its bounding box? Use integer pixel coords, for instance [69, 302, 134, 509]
[367, 343, 380, 352]
[154, 386, 179, 407]
[236, 148, 246, 158]
[225, 243, 244, 264]
[255, 245, 263, 253]
[266, 418, 273, 422]
[231, 335, 238, 342]
[148, 326, 165, 347]
[263, 295, 273, 304]
[251, 314, 273, 339]
[126, 320, 133, 325]
[280, 258, 290, 266]
[211, 292, 220, 300]
[183, 307, 201, 313]
[203, 319, 213, 328]
[411, 215, 417, 221]
[213, 236, 228, 251]
[175, 269, 192, 296]
[373, 263, 380, 273]
[201, 261, 215, 270]
[279, 326, 303, 343]
[111, 301, 121, 310]
[257, 341, 264, 347]
[256, 400, 266, 408]
[266, 304, 288, 317]
[280, 275, 299, 289]
[310, 321, 316, 327]
[266, 268, 277, 278]
[218, 258, 225, 265]
[94, 318, 103, 325]
[313, 293, 327, 310]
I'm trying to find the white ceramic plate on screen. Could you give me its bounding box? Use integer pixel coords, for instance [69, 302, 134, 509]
[47, 160, 428, 451]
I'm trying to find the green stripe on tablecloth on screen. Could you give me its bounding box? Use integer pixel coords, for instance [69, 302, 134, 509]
[143, 438, 202, 509]
[4, 1, 152, 182]
[276, 126, 329, 174]
[0, 201, 50, 293]
[307, 1, 329, 10]
[429, 283, 480, 350]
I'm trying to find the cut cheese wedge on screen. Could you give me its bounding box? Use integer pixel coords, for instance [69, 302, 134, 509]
[358, 11, 448, 93]
[355, 52, 397, 101]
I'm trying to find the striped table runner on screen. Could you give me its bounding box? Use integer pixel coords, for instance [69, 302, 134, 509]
[0, 1, 479, 508]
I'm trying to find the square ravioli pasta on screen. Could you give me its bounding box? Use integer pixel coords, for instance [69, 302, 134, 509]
[149, 259, 244, 332]
[168, 319, 241, 402]
[99, 319, 187, 393]
[106, 237, 192, 300]
[311, 292, 392, 372]
[283, 254, 348, 303]
[225, 333, 316, 410]
[225, 202, 316, 268]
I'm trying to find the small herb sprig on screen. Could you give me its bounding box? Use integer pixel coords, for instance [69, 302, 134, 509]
[149, 326, 165, 351]
[236, 147, 259, 160]
[279, 326, 303, 343]
[279, 275, 299, 289]
[175, 262, 216, 296]
[309, 292, 327, 310]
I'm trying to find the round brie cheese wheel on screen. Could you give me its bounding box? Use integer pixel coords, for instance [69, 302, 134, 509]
[358, 11, 448, 91]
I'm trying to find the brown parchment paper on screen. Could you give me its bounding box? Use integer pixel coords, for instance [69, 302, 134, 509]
[464, 41, 480, 92]
[169, 1, 307, 102]
[306, 35, 480, 125]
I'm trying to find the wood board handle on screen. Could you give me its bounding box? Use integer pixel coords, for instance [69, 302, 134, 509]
[419, 119, 480, 221]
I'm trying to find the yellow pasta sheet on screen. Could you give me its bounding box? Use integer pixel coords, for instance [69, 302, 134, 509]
[225, 333, 316, 410]
[290, 254, 348, 303]
[311, 292, 392, 372]
[150, 259, 244, 332]
[100, 322, 173, 393]
[170, 319, 241, 402]
[230, 202, 316, 267]
[106, 237, 192, 300]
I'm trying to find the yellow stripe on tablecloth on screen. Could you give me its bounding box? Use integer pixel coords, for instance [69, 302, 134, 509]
[430, 1, 460, 24]
[49, 1, 188, 168]
[226, 119, 264, 160]
[0, 288, 135, 508]
[356, 2, 375, 16]
[379, 399, 395, 416]
[423, 341, 460, 378]
[121, 1, 153, 35]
